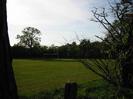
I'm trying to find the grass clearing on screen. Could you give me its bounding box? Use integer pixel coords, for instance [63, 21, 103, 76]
[13, 59, 99, 96]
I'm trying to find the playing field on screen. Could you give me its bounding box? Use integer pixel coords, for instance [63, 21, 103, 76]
[13, 59, 98, 96]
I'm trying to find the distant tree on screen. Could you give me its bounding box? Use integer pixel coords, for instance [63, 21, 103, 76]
[58, 44, 69, 58]
[16, 27, 41, 49]
[68, 42, 79, 58]
[90, 41, 103, 58]
[48, 44, 58, 53]
[11, 45, 29, 58]
[79, 39, 91, 58]
[0, 0, 18, 98]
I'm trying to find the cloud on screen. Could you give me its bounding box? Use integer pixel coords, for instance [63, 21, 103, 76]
[7, 0, 106, 46]
[7, 0, 91, 26]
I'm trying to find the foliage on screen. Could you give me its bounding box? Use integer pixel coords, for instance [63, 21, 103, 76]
[78, 80, 133, 99]
[16, 27, 41, 49]
[81, 0, 133, 91]
[12, 40, 106, 59]
[19, 89, 64, 99]
[19, 79, 133, 99]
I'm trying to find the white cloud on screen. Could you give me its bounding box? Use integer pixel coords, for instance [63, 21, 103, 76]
[7, 0, 91, 26]
[7, 0, 105, 46]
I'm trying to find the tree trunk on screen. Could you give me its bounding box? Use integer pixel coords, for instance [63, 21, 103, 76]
[0, 0, 18, 98]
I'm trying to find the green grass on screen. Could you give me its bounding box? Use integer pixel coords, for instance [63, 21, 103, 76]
[13, 59, 99, 96]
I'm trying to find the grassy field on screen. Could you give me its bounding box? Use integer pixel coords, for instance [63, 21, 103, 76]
[13, 59, 99, 96]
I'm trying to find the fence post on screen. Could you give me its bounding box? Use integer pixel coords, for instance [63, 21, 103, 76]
[64, 82, 77, 99]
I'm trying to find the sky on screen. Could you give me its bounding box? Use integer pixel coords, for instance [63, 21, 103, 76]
[7, 0, 109, 46]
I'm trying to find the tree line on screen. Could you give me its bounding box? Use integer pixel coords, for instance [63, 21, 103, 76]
[11, 27, 109, 59]
[11, 39, 108, 59]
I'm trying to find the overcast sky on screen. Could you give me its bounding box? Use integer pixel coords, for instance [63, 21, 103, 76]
[7, 0, 109, 46]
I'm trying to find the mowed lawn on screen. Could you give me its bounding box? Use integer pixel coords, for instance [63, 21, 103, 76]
[13, 59, 99, 96]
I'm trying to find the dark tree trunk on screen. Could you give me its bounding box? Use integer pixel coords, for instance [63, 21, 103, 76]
[0, 0, 18, 98]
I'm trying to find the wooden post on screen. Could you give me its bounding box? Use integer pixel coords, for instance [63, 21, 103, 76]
[0, 0, 18, 98]
[64, 83, 77, 99]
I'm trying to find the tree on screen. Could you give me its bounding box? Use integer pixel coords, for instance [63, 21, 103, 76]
[79, 39, 90, 58]
[0, 0, 18, 98]
[69, 42, 79, 58]
[81, 0, 133, 91]
[17, 27, 41, 49]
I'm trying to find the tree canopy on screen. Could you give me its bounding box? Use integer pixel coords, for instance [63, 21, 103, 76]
[81, 0, 133, 91]
[16, 27, 41, 49]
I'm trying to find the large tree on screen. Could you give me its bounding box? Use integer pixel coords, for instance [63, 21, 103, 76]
[81, 0, 133, 90]
[17, 27, 41, 49]
[0, 0, 18, 98]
